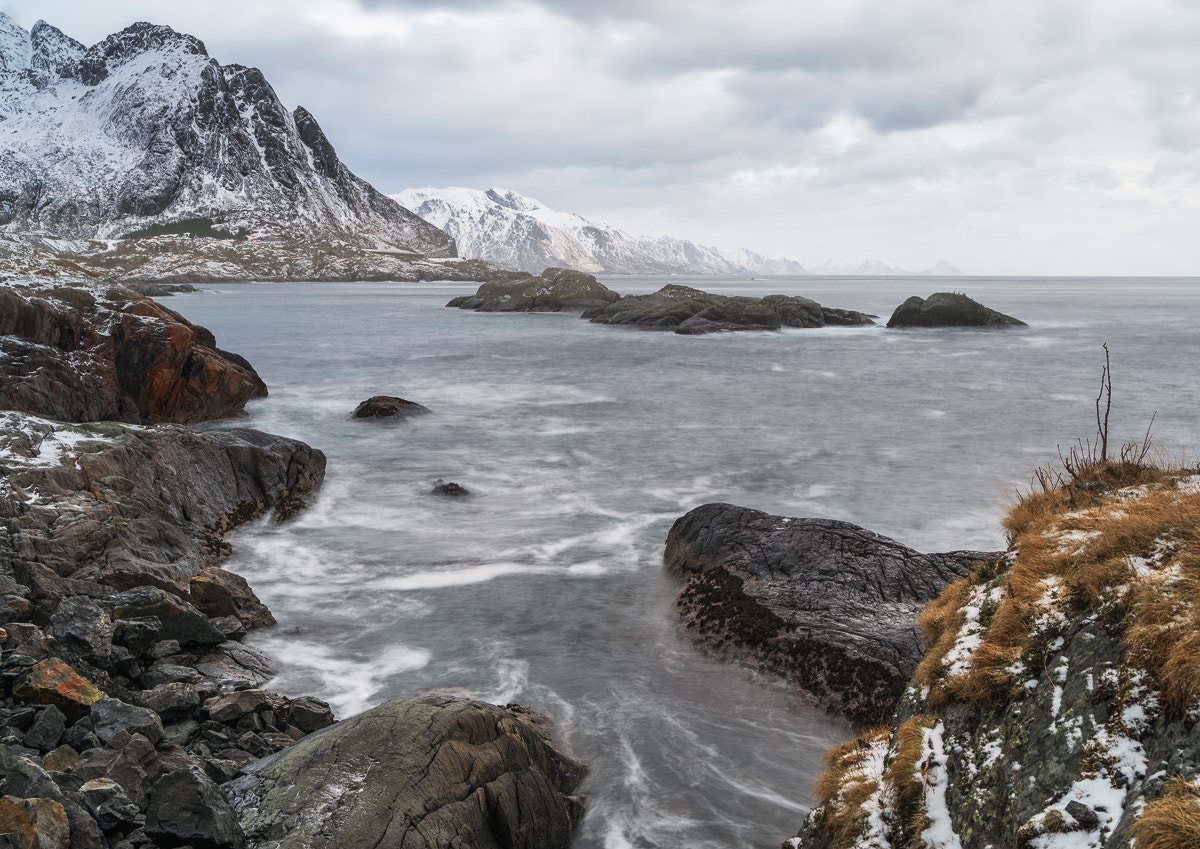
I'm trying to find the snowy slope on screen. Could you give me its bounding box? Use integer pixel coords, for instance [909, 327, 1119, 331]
[395, 186, 807, 275]
[0, 15, 454, 255]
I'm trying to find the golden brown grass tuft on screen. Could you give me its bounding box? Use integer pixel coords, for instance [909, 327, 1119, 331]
[812, 728, 890, 849]
[1133, 779, 1200, 849]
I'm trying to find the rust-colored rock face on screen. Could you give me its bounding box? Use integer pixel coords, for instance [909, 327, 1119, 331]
[13, 659, 107, 722]
[0, 282, 266, 424]
[0, 796, 71, 849]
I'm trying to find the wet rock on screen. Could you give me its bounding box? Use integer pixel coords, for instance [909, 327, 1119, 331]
[145, 769, 245, 849]
[13, 660, 106, 722]
[431, 479, 470, 497]
[78, 777, 140, 832]
[109, 588, 225, 648]
[69, 731, 162, 808]
[665, 503, 999, 724]
[42, 745, 78, 773]
[448, 267, 619, 313]
[139, 683, 202, 719]
[226, 695, 586, 849]
[111, 618, 162, 658]
[192, 642, 275, 689]
[351, 395, 432, 421]
[89, 699, 164, 747]
[202, 690, 271, 725]
[189, 569, 274, 629]
[279, 696, 334, 735]
[0, 796, 70, 849]
[138, 662, 201, 689]
[23, 705, 66, 752]
[886, 292, 1026, 327]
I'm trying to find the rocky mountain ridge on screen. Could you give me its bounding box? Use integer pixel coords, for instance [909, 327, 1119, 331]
[395, 186, 808, 275]
[0, 14, 453, 257]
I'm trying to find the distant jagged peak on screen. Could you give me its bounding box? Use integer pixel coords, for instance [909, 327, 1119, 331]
[0, 11, 33, 72]
[30, 20, 85, 78]
[77, 21, 208, 86]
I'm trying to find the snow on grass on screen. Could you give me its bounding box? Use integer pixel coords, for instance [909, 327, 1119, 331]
[941, 584, 1003, 678]
[919, 722, 964, 849]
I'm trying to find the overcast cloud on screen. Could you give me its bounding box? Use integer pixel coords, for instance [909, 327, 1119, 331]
[3, 0, 1196, 274]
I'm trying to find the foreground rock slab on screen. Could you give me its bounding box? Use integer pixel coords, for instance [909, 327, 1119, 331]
[665, 503, 999, 725]
[886, 292, 1026, 327]
[226, 695, 587, 849]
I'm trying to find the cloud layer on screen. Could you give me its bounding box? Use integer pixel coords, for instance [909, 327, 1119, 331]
[3, 0, 1197, 273]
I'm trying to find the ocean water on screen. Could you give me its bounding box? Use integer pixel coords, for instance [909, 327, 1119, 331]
[174, 276, 1199, 849]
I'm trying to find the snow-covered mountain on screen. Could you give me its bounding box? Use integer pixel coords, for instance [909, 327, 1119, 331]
[809, 257, 966, 276]
[0, 15, 454, 255]
[394, 186, 806, 275]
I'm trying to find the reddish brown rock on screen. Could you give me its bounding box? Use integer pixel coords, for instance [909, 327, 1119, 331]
[0, 795, 71, 849]
[190, 568, 276, 629]
[13, 659, 106, 722]
[0, 282, 266, 424]
[203, 689, 273, 724]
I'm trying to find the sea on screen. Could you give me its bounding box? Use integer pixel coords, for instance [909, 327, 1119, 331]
[172, 275, 1199, 849]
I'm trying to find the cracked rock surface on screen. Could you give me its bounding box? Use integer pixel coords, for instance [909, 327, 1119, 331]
[665, 502, 999, 725]
[226, 695, 587, 849]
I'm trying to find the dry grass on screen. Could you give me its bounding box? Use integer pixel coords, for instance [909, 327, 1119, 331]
[812, 728, 890, 849]
[1132, 779, 1200, 849]
[882, 715, 939, 847]
[924, 458, 1199, 713]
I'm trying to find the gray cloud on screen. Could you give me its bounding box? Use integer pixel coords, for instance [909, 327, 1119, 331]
[1, 0, 1197, 273]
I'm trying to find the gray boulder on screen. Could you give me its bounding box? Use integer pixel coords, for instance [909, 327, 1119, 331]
[886, 292, 1026, 327]
[665, 503, 999, 724]
[351, 396, 431, 421]
[145, 769, 246, 849]
[225, 695, 586, 849]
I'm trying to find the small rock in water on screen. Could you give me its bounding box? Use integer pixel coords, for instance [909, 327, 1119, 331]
[431, 479, 470, 497]
[352, 395, 431, 420]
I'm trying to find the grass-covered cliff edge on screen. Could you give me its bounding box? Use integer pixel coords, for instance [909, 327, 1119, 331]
[791, 454, 1200, 849]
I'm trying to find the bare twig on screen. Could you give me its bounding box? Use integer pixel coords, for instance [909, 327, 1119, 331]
[1096, 342, 1112, 463]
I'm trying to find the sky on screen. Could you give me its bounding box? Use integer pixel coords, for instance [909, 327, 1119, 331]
[2, 0, 1197, 275]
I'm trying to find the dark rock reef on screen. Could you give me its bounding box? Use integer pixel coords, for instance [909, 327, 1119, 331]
[446, 267, 619, 313]
[886, 292, 1026, 327]
[351, 396, 431, 421]
[227, 695, 587, 849]
[0, 282, 266, 424]
[449, 272, 875, 334]
[665, 503, 998, 725]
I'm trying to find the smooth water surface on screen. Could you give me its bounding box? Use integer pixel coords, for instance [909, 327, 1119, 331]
[174, 276, 1199, 848]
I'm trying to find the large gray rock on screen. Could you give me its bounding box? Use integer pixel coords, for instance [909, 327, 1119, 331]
[447, 267, 619, 312]
[584, 285, 874, 334]
[886, 292, 1026, 327]
[665, 503, 999, 724]
[225, 695, 586, 849]
[145, 769, 246, 849]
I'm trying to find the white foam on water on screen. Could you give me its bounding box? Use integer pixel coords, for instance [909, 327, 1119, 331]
[373, 562, 559, 591]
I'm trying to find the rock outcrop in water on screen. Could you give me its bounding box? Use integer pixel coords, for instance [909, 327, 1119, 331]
[665, 503, 999, 725]
[0, 280, 266, 424]
[886, 292, 1025, 327]
[449, 273, 875, 334]
[352, 395, 432, 421]
[226, 695, 587, 849]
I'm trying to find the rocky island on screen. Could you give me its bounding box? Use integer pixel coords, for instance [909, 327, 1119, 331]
[448, 269, 876, 334]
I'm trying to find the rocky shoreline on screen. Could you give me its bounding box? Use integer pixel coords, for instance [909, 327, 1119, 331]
[0, 280, 586, 848]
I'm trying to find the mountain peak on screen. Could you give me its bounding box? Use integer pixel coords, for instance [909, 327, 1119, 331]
[394, 186, 806, 275]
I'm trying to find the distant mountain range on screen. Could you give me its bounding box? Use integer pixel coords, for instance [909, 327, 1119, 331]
[0, 14, 453, 255]
[396, 187, 965, 277]
[394, 187, 807, 276]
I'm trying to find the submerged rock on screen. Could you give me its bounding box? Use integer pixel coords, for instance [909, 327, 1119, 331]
[225, 695, 587, 849]
[886, 292, 1026, 327]
[665, 503, 998, 724]
[351, 395, 431, 420]
[431, 479, 470, 497]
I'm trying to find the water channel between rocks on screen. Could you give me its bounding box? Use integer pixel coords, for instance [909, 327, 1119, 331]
[174, 275, 1200, 849]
